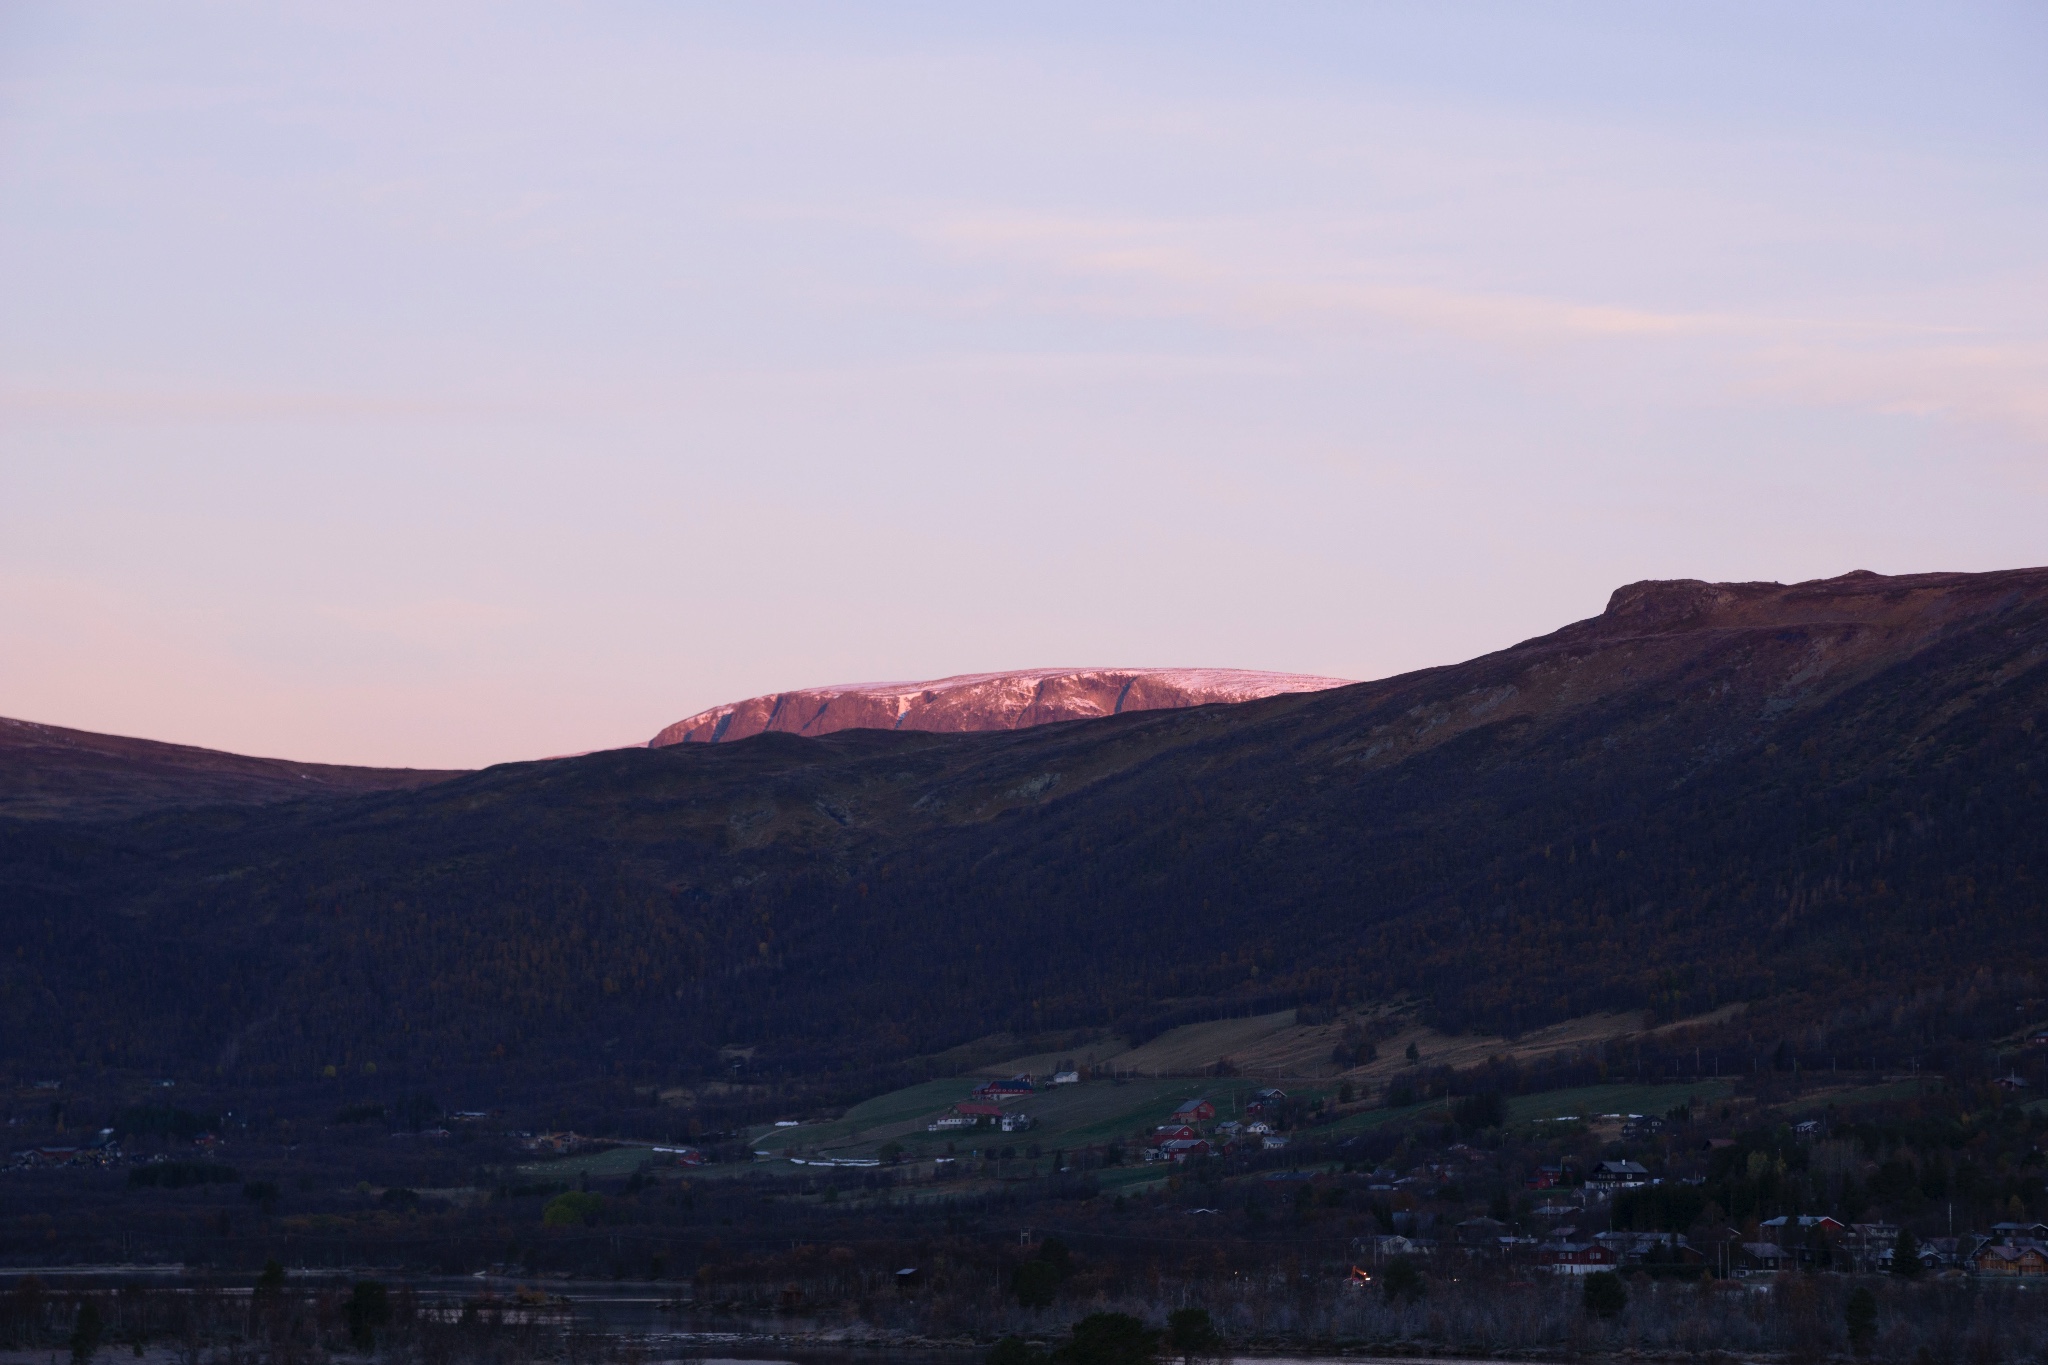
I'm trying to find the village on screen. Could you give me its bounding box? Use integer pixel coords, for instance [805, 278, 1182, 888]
[739, 1058, 2048, 1288]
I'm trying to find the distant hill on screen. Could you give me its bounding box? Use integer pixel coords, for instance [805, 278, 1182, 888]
[0, 715, 463, 820]
[2, 567, 2044, 1104]
[650, 667, 1354, 745]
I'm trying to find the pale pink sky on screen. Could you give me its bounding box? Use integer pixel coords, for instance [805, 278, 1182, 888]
[2, 3, 2045, 768]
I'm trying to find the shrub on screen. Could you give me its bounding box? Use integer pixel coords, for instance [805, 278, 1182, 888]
[541, 1190, 604, 1227]
[344, 1280, 389, 1352]
[1845, 1285, 1877, 1356]
[1164, 1308, 1218, 1361]
[1381, 1255, 1423, 1303]
[68, 1300, 101, 1365]
[1052, 1313, 1157, 1365]
[1014, 1260, 1060, 1308]
[1582, 1271, 1627, 1320]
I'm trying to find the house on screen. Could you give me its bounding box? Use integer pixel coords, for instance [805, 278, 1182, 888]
[1737, 1242, 1791, 1273]
[932, 1101, 1005, 1131]
[1993, 1073, 2031, 1092]
[1973, 1242, 2048, 1277]
[1759, 1215, 1846, 1265]
[1454, 1216, 1508, 1247]
[1538, 1242, 1620, 1274]
[1922, 1236, 1969, 1269]
[1879, 1241, 1946, 1274]
[1992, 1222, 2048, 1241]
[1171, 1097, 1217, 1123]
[1843, 1223, 1901, 1272]
[1214, 1120, 1242, 1138]
[999, 1112, 1036, 1133]
[1245, 1121, 1273, 1136]
[1526, 1164, 1565, 1190]
[1050, 1070, 1080, 1085]
[1152, 1124, 1199, 1141]
[1621, 1115, 1665, 1139]
[1247, 1088, 1287, 1115]
[1585, 1160, 1651, 1192]
[975, 1075, 1034, 1099]
[1793, 1120, 1823, 1136]
[1262, 1135, 1290, 1150]
[1761, 1215, 1845, 1236]
[1156, 1139, 1211, 1163]
[1595, 1231, 1703, 1266]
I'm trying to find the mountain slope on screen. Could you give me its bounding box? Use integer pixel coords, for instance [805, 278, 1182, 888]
[0, 715, 464, 820]
[2, 567, 2044, 1095]
[650, 667, 1353, 745]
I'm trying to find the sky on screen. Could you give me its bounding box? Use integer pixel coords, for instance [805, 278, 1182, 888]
[2, 3, 2045, 769]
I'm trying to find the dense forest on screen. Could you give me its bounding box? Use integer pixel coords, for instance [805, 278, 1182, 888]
[0, 567, 2044, 1107]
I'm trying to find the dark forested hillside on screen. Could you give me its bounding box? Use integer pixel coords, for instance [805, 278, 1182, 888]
[2, 567, 2045, 1102]
[0, 714, 463, 820]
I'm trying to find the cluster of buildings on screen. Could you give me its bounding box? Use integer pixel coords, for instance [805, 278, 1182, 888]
[1357, 1178, 2048, 1282]
[921, 1080, 1302, 1157]
[519, 1131, 593, 1155]
[1142, 1090, 1296, 1162]
[6, 1127, 122, 1171]
[929, 1075, 1040, 1133]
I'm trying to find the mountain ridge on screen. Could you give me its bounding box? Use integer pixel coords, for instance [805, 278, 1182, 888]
[649, 666, 1354, 746]
[1, 566, 2043, 1101]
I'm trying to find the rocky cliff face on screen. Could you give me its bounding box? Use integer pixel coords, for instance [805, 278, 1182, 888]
[649, 667, 1355, 746]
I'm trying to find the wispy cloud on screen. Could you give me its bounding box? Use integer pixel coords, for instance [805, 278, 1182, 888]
[911, 211, 2048, 446]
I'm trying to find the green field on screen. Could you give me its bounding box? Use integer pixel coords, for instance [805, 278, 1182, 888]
[751, 1077, 985, 1152]
[1317, 1097, 1444, 1135]
[1506, 1081, 1735, 1125]
[521, 1076, 1771, 1186]
[746, 1075, 1751, 1171]
[751, 1075, 1268, 1164]
[1776, 1079, 1942, 1115]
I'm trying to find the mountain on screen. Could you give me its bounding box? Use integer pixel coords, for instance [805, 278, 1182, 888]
[649, 667, 1353, 745]
[2, 567, 2044, 1102]
[0, 715, 464, 820]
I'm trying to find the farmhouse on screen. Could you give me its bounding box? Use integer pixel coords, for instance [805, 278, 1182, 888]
[929, 1101, 1005, 1131]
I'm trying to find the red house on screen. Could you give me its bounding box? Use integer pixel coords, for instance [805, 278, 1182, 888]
[1537, 1243, 1620, 1275]
[1171, 1098, 1216, 1123]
